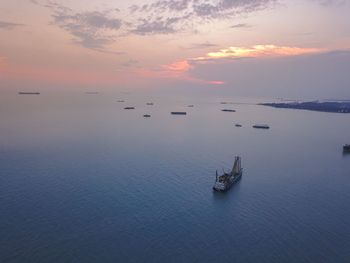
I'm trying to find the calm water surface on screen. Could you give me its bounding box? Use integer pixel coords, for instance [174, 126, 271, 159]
[1, 92, 350, 263]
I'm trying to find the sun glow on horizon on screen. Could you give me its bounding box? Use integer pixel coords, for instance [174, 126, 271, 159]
[148, 44, 325, 85]
[206, 45, 322, 60]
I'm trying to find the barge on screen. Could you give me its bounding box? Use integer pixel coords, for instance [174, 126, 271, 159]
[171, 112, 187, 115]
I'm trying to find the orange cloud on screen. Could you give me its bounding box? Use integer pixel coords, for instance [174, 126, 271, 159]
[163, 60, 192, 72]
[149, 45, 323, 85]
[136, 61, 222, 85]
[142, 44, 323, 85]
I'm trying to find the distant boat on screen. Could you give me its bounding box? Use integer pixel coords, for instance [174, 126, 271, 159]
[235, 124, 242, 127]
[344, 144, 350, 153]
[253, 124, 270, 129]
[146, 103, 154, 105]
[18, 92, 40, 95]
[171, 112, 187, 115]
[213, 156, 242, 192]
[143, 114, 151, 118]
[85, 92, 99, 94]
[187, 105, 194, 107]
[124, 107, 135, 110]
[222, 109, 236, 112]
[220, 102, 228, 104]
[117, 100, 125, 102]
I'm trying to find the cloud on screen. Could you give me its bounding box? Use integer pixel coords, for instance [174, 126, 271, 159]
[205, 45, 322, 59]
[190, 50, 350, 98]
[129, 0, 276, 34]
[231, 23, 252, 28]
[314, 0, 347, 6]
[45, 2, 122, 50]
[192, 0, 276, 19]
[0, 20, 24, 30]
[186, 42, 218, 49]
[137, 44, 324, 86]
[53, 11, 122, 49]
[164, 60, 192, 72]
[41, 0, 277, 50]
[121, 59, 139, 67]
[131, 17, 181, 35]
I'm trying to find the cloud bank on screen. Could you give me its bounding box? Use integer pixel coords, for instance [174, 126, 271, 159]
[136, 44, 323, 85]
[37, 0, 277, 50]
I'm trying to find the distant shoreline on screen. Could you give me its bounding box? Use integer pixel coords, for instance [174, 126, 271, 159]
[259, 101, 350, 113]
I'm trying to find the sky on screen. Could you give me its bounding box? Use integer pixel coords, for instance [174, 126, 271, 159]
[0, 0, 349, 98]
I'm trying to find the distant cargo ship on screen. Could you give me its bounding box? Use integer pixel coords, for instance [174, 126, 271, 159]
[124, 107, 135, 110]
[253, 124, 270, 129]
[18, 92, 40, 95]
[221, 109, 236, 112]
[143, 114, 151, 118]
[213, 156, 242, 192]
[344, 144, 350, 153]
[171, 112, 187, 115]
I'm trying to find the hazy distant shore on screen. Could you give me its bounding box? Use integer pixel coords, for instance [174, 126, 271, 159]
[260, 101, 350, 113]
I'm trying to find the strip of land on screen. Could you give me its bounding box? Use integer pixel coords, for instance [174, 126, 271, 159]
[260, 101, 350, 113]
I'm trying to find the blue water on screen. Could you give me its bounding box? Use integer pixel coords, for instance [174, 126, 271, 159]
[1, 92, 350, 263]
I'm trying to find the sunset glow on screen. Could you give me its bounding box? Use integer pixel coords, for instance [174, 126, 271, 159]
[0, 0, 349, 93]
[1, 1, 350, 261]
[153, 44, 325, 85]
[206, 45, 322, 59]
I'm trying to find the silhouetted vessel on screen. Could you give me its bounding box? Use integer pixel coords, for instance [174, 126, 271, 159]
[253, 124, 270, 129]
[124, 107, 135, 110]
[235, 124, 242, 127]
[171, 112, 187, 115]
[213, 156, 242, 192]
[18, 92, 40, 95]
[143, 114, 151, 118]
[146, 103, 154, 105]
[344, 144, 350, 153]
[222, 109, 236, 112]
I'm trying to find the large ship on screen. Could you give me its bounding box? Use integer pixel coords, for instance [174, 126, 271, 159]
[213, 156, 242, 192]
[344, 144, 350, 153]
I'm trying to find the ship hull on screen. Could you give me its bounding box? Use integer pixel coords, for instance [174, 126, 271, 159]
[213, 171, 242, 192]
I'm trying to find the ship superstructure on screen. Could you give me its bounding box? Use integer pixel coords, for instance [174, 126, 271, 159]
[213, 156, 242, 192]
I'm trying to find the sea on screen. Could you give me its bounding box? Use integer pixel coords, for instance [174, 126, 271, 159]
[1, 91, 350, 263]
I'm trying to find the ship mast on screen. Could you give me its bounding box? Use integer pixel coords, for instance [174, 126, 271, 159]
[232, 156, 241, 174]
